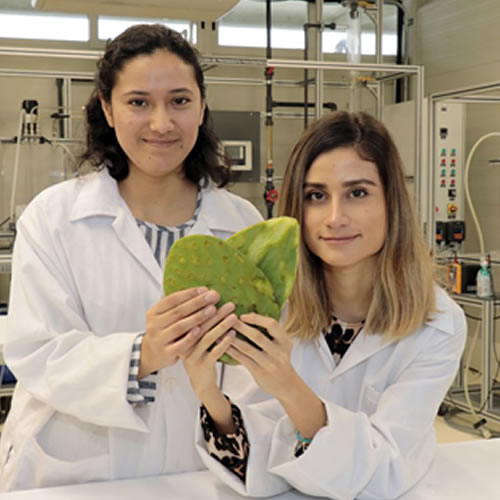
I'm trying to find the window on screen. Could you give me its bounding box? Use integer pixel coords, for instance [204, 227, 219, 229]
[219, 26, 397, 55]
[0, 11, 89, 42]
[218, 26, 304, 50]
[98, 16, 196, 44]
[218, 0, 398, 56]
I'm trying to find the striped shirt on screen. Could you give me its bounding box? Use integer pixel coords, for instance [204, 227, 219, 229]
[127, 190, 202, 405]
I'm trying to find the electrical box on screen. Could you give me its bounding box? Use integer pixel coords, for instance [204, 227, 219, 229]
[446, 261, 480, 294]
[221, 140, 253, 172]
[211, 111, 260, 183]
[434, 101, 466, 223]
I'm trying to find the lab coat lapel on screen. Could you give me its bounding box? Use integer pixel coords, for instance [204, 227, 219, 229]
[70, 169, 162, 287]
[188, 215, 215, 237]
[328, 287, 454, 380]
[112, 210, 162, 286]
[188, 185, 254, 237]
[329, 330, 394, 380]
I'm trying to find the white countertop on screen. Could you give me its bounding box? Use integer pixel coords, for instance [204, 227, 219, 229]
[0, 438, 498, 499]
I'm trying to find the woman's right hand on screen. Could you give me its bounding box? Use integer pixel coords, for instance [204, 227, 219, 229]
[139, 287, 221, 377]
[181, 303, 237, 401]
[181, 305, 238, 434]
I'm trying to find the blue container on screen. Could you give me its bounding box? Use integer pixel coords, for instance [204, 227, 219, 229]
[1, 366, 16, 384]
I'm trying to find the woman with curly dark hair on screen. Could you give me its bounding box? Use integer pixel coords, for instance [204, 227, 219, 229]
[0, 24, 261, 491]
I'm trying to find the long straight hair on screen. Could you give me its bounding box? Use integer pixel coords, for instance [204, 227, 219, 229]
[279, 111, 435, 340]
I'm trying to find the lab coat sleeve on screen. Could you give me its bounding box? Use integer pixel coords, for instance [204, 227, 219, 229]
[265, 324, 467, 499]
[4, 213, 148, 432]
[195, 398, 291, 497]
[197, 316, 466, 500]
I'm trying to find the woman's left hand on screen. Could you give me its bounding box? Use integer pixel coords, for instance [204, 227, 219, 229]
[225, 313, 296, 400]
[228, 313, 328, 441]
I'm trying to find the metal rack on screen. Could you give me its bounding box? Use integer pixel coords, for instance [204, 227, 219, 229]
[0, 52, 425, 215]
[443, 253, 500, 424]
[0, 2, 424, 409]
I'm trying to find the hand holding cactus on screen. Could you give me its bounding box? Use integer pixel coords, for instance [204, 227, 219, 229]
[163, 217, 300, 365]
[225, 312, 296, 400]
[138, 287, 221, 378]
[180, 301, 238, 401]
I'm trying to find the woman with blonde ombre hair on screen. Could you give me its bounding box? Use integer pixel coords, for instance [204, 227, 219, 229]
[189, 111, 467, 500]
[281, 110, 436, 341]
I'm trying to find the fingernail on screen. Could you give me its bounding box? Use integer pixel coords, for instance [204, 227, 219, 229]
[228, 329, 236, 338]
[197, 287, 208, 294]
[191, 327, 201, 337]
[204, 305, 216, 316]
[205, 290, 218, 302]
[221, 302, 235, 313]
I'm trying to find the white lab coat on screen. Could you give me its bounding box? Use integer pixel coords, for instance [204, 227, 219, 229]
[196, 287, 467, 500]
[0, 168, 264, 492]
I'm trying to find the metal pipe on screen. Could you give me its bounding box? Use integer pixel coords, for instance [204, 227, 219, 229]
[264, 0, 277, 219]
[0, 48, 418, 74]
[376, 81, 384, 120]
[62, 77, 72, 139]
[376, 0, 383, 65]
[314, 0, 324, 120]
[56, 78, 65, 138]
[414, 64, 424, 235]
[0, 67, 94, 79]
[303, 20, 336, 128]
[304, 23, 309, 128]
[395, 1, 404, 102]
[272, 100, 337, 110]
[431, 81, 500, 101]
[0, 69, 378, 90]
[0, 46, 103, 59]
[268, 58, 420, 73]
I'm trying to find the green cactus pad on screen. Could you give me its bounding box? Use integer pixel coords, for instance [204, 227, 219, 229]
[226, 216, 299, 307]
[163, 218, 299, 365]
[164, 235, 280, 355]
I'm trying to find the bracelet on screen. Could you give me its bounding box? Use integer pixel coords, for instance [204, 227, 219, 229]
[295, 431, 313, 444]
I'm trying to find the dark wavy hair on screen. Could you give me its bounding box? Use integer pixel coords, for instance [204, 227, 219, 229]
[78, 24, 230, 187]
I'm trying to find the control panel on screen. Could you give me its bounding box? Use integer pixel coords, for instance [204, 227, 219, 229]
[434, 101, 466, 246]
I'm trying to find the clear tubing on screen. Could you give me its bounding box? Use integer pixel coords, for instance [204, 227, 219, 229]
[464, 131, 500, 255]
[347, 3, 362, 112]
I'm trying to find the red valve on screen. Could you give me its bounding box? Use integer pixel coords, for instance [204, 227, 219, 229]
[266, 189, 279, 203]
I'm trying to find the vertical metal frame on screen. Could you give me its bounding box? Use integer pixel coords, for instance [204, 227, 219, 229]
[430, 81, 500, 423]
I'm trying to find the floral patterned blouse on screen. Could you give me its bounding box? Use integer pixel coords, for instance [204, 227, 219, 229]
[201, 315, 365, 481]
